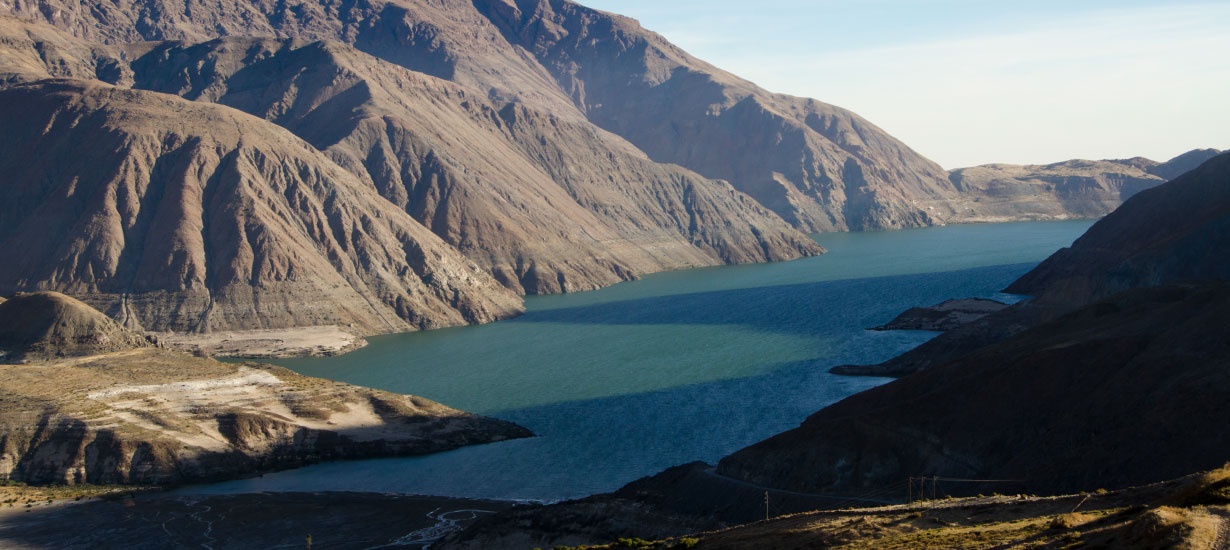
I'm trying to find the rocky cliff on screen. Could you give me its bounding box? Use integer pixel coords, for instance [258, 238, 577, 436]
[0, 347, 530, 485]
[0, 78, 523, 333]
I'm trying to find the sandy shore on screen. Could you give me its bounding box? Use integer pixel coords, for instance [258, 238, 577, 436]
[149, 325, 368, 358]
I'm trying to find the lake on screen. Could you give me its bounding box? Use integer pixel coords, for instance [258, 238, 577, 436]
[184, 220, 1095, 501]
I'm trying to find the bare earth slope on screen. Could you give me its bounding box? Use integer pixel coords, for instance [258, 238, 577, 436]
[0, 79, 522, 333]
[0, 292, 150, 362]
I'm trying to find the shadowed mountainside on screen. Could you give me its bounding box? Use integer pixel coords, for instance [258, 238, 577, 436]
[720, 283, 1230, 496]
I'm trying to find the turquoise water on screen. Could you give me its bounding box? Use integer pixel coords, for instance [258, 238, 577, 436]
[185, 220, 1094, 501]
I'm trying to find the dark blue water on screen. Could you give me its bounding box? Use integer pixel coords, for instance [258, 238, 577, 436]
[184, 220, 1094, 501]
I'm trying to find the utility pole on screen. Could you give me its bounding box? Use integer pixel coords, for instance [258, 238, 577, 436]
[932, 476, 938, 500]
[764, 491, 769, 521]
[907, 477, 912, 504]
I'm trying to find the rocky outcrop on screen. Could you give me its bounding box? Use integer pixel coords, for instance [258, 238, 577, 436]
[0, 78, 523, 334]
[0, 292, 150, 362]
[869, 298, 1008, 332]
[0, 348, 531, 485]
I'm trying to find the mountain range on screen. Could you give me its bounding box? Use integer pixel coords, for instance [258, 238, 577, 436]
[0, 1, 1214, 337]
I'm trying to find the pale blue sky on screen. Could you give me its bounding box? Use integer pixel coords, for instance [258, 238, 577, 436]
[580, 1, 1230, 168]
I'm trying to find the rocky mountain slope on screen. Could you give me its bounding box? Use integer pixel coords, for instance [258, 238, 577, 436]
[121, 35, 821, 293]
[0, 292, 151, 362]
[0, 13, 820, 299]
[945, 149, 1222, 224]
[0, 77, 523, 333]
[5, 0, 1181, 241]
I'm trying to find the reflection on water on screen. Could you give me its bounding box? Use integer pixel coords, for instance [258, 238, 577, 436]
[186, 220, 1094, 500]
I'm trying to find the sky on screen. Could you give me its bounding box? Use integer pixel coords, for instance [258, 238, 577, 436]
[579, 0, 1230, 169]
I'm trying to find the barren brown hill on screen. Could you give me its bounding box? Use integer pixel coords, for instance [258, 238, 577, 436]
[122, 36, 822, 293]
[531, 467, 1230, 550]
[0, 78, 522, 333]
[0, 291, 150, 362]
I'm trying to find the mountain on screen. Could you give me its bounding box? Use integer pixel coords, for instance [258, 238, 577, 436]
[1, 0, 963, 232]
[122, 36, 822, 293]
[0, 14, 820, 297]
[0, 78, 523, 333]
[721, 153, 1230, 495]
[0, 291, 151, 362]
[945, 149, 1223, 224]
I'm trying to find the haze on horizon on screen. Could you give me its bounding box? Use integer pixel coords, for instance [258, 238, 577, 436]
[581, 0, 1230, 169]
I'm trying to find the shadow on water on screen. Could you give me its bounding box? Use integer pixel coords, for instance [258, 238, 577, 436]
[509, 263, 1037, 336]
[181, 356, 894, 501]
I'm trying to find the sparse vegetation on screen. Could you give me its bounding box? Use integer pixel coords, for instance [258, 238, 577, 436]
[541, 466, 1230, 549]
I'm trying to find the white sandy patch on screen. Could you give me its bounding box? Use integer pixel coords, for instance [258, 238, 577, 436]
[86, 369, 284, 400]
